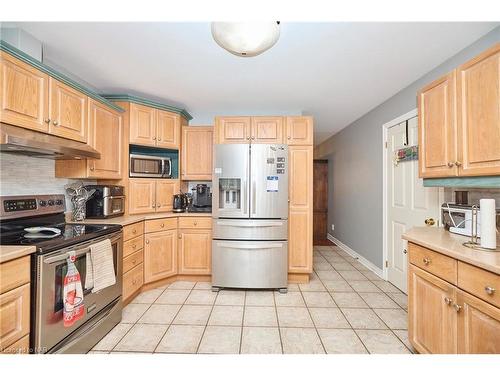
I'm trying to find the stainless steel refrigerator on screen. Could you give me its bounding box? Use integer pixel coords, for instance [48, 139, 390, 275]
[212, 143, 288, 292]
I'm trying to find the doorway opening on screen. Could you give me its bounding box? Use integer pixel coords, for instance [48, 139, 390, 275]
[313, 159, 329, 245]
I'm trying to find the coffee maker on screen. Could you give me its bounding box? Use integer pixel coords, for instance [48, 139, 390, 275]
[189, 184, 212, 213]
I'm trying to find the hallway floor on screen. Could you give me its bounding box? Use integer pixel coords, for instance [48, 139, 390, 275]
[89, 244, 413, 354]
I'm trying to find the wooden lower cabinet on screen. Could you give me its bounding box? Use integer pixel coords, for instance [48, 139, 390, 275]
[178, 229, 211, 275]
[144, 229, 177, 283]
[0, 282, 30, 352]
[288, 208, 312, 273]
[408, 264, 457, 354]
[456, 290, 500, 354]
[123, 264, 143, 301]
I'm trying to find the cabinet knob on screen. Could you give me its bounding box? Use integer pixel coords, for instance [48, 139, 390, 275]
[153, 137, 156, 140]
[53, 120, 59, 126]
[453, 303, 462, 313]
[89, 165, 95, 171]
[45, 118, 51, 124]
[157, 204, 161, 208]
[178, 234, 181, 239]
[132, 229, 137, 234]
[251, 136, 255, 140]
[403, 248, 407, 254]
[132, 244, 136, 249]
[485, 286, 495, 295]
[146, 240, 150, 244]
[447, 162, 455, 168]
[194, 221, 197, 226]
[132, 279, 137, 285]
[246, 136, 250, 140]
[158, 137, 161, 141]
[152, 204, 156, 208]
[455, 161, 462, 167]
[444, 297, 453, 305]
[161, 223, 165, 228]
[132, 259, 137, 265]
[287, 136, 291, 140]
[423, 257, 431, 265]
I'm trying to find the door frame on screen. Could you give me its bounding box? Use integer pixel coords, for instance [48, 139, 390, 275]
[381, 109, 444, 281]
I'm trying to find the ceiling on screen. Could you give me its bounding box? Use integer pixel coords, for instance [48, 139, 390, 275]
[5, 22, 498, 145]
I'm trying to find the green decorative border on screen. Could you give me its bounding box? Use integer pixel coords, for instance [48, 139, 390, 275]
[424, 176, 500, 188]
[0, 39, 124, 113]
[103, 94, 192, 121]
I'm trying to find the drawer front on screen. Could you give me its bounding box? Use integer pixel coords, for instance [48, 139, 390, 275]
[0, 256, 30, 295]
[123, 249, 144, 274]
[145, 217, 177, 233]
[458, 261, 499, 308]
[0, 283, 30, 349]
[123, 264, 143, 301]
[123, 235, 144, 258]
[178, 217, 212, 229]
[1, 334, 29, 354]
[409, 243, 457, 284]
[123, 221, 144, 241]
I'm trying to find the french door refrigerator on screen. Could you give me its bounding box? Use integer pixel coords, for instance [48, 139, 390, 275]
[212, 143, 288, 292]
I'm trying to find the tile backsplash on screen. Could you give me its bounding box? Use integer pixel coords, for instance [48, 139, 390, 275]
[0, 153, 95, 210]
[444, 188, 500, 207]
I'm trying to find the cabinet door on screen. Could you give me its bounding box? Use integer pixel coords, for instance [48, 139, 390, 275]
[408, 265, 457, 354]
[128, 179, 156, 214]
[157, 110, 180, 149]
[288, 146, 313, 273]
[215, 116, 251, 144]
[129, 103, 156, 146]
[156, 179, 179, 212]
[144, 230, 177, 282]
[49, 78, 87, 142]
[178, 229, 212, 275]
[0, 283, 30, 349]
[0, 52, 49, 132]
[456, 289, 500, 354]
[250, 116, 284, 143]
[457, 44, 500, 176]
[286, 116, 313, 145]
[87, 100, 122, 179]
[418, 72, 458, 178]
[181, 126, 213, 180]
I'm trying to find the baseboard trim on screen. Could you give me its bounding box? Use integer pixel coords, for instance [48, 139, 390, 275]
[326, 234, 384, 279]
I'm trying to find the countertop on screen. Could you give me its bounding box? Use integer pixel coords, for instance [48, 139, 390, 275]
[0, 245, 36, 264]
[403, 227, 500, 275]
[67, 211, 212, 226]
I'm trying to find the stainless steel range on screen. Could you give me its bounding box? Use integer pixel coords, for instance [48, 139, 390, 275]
[212, 144, 288, 292]
[0, 194, 123, 354]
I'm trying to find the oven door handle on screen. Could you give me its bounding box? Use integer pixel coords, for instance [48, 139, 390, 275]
[43, 247, 91, 264]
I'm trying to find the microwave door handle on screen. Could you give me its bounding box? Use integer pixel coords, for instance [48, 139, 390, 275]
[168, 160, 172, 177]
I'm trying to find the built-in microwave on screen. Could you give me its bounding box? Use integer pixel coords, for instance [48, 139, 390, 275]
[129, 154, 172, 178]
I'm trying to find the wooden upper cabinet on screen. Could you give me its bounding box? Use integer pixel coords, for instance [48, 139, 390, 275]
[49, 78, 87, 142]
[157, 110, 180, 149]
[456, 43, 500, 176]
[156, 179, 179, 212]
[128, 179, 156, 214]
[0, 52, 49, 132]
[408, 265, 457, 354]
[250, 117, 284, 143]
[129, 103, 156, 146]
[456, 289, 500, 354]
[181, 126, 213, 180]
[87, 100, 122, 179]
[286, 116, 313, 145]
[215, 116, 251, 144]
[418, 72, 457, 178]
[178, 229, 212, 275]
[144, 230, 177, 283]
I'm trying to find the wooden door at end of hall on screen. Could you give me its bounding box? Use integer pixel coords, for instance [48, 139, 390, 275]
[313, 160, 328, 244]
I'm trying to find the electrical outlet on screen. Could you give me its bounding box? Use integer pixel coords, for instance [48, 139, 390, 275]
[331, 224, 335, 231]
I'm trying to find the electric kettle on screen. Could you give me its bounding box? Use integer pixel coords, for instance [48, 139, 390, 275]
[172, 193, 188, 213]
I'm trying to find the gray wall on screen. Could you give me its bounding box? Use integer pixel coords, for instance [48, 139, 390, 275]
[314, 27, 500, 269]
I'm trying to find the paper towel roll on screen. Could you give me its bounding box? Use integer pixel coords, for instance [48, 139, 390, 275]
[480, 199, 497, 249]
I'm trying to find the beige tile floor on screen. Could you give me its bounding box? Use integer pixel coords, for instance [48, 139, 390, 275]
[89, 244, 414, 354]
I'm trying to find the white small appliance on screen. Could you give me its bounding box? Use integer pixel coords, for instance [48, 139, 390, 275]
[442, 204, 481, 237]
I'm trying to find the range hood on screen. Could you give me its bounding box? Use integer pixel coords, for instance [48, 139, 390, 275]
[0, 123, 101, 160]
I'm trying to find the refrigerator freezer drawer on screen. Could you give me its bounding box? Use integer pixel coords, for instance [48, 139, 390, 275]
[213, 219, 288, 240]
[212, 240, 288, 289]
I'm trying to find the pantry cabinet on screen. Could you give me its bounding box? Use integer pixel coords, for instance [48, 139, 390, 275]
[144, 229, 178, 282]
[128, 179, 179, 215]
[129, 103, 180, 149]
[408, 242, 500, 354]
[181, 126, 213, 180]
[418, 43, 500, 178]
[55, 99, 123, 179]
[0, 51, 49, 133]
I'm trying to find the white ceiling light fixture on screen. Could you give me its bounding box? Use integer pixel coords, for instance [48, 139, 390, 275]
[211, 22, 280, 57]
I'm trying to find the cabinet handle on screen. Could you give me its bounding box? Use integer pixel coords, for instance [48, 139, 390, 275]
[161, 223, 165, 228]
[53, 120, 59, 126]
[45, 118, 51, 124]
[158, 137, 161, 141]
[132, 244, 136, 249]
[89, 166, 95, 171]
[157, 204, 161, 208]
[146, 240, 150, 244]
[453, 303, 462, 313]
[153, 137, 156, 140]
[251, 136, 255, 140]
[194, 221, 197, 226]
[132, 279, 137, 285]
[287, 136, 291, 140]
[485, 286, 495, 295]
[132, 229, 137, 234]
[422, 257, 431, 265]
[403, 248, 407, 254]
[447, 162, 455, 168]
[152, 204, 156, 208]
[444, 297, 453, 305]
[246, 136, 250, 140]
[132, 259, 137, 265]
[455, 161, 462, 167]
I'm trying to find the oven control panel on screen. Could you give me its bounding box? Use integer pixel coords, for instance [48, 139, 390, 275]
[0, 194, 66, 219]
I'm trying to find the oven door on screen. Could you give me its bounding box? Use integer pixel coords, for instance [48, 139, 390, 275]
[33, 231, 123, 353]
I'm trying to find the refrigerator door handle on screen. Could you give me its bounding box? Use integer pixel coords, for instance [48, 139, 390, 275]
[217, 243, 284, 250]
[216, 221, 284, 228]
[251, 180, 257, 215]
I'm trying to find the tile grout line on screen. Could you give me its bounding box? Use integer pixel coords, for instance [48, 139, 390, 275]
[272, 289, 284, 354]
[194, 286, 218, 354]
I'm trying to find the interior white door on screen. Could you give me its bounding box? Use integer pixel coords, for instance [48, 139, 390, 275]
[386, 117, 440, 293]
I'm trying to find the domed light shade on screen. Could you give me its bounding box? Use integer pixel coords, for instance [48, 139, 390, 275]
[211, 22, 280, 57]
